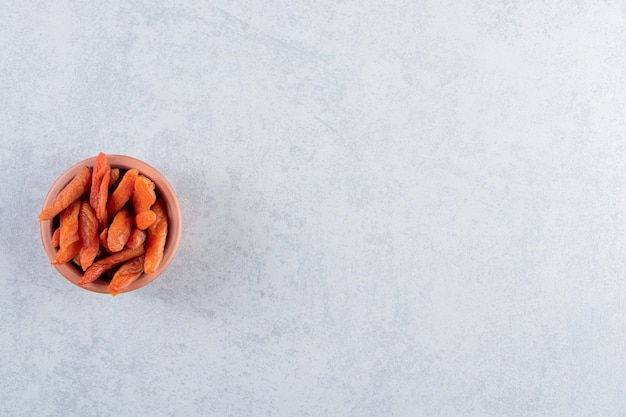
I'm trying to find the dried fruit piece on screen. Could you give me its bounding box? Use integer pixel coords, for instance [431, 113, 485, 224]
[90, 152, 111, 229]
[107, 168, 138, 218]
[39, 166, 92, 221]
[79, 246, 145, 285]
[99, 228, 110, 252]
[51, 228, 60, 248]
[107, 208, 133, 252]
[133, 175, 156, 212]
[135, 210, 156, 230]
[133, 175, 157, 230]
[109, 168, 120, 188]
[78, 201, 99, 270]
[58, 199, 81, 249]
[52, 241, 81, 265]
[133, 174, 156, 212]
[144, 199, 168, 274]
[52, 200, 81, 265]
[108, 256, 145, 296]
[126, 229, 146, 249]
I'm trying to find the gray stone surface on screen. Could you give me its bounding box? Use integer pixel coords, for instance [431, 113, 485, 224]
[3, 1, 626, 415]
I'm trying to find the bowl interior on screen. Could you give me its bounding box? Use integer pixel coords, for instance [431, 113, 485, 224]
[40, 155, 182, 294]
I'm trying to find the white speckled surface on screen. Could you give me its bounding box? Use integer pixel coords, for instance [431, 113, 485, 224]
[3, 1, 626, 415]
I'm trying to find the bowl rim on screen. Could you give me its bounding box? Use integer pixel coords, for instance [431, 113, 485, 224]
[39, 154, 182, 294]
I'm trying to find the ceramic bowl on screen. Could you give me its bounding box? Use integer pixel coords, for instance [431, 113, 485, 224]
[39, 155, 182, 294]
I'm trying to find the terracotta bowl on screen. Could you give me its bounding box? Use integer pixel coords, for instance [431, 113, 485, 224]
[39, 155, 182, 294]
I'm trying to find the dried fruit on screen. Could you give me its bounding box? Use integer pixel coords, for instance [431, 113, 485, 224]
[79, 246, 145, 285]
[39, 166, 92, 221]
[109, 168, 120, 188]
[40, 153, 172, 293]
[52, 200, 81, 265]
[135, 210, 156, 230]
[51, 228, 60, 248]
[132, 175, 156, 230]
[133, 175, 156, 212]
[99, 228, 110, 252]
[107, 208, 133, 253]
[126, 229, 146, 249]
[52, 241, 81, 265]
[144, 199, 168, 274]
[107, 168, 138, 218]
[58, 199, 81, 250]
[90, 152, 110, 229]
[108, 256, 145, 296]
[79, 201, 99, 270]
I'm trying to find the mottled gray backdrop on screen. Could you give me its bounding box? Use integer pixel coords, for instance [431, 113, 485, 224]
[2, 1, 626, 416]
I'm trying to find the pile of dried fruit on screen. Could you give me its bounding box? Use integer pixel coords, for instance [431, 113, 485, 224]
[39, 152, 168, 295]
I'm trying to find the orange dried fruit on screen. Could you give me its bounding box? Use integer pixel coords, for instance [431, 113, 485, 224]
[133, 175, 156, 213]
[135, 210, 156, 230]
[52, 199, 81, 265]
[39, 166, 92, 221]
[126, 229, 146, 249]
[78, 201, 99, 271]
[90, 152, 111, 229]
[79, 246, 145, 285]
[99, 228, 110, 253]
[107, 208, 133, 253]
[41, 152, 172, 291]
[144, 199, 168, 274]
[108, 256, 145, 296]
[109, 168, 120, 188]
[133, 175, 157, 230]
[52, 241, 81, 265]
[58, 199, 81, 249]
[107, 168, 138, 218]
[51, 228, 60, 248]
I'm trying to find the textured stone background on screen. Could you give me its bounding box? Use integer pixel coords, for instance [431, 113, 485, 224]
[3, 1, 626, 415]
